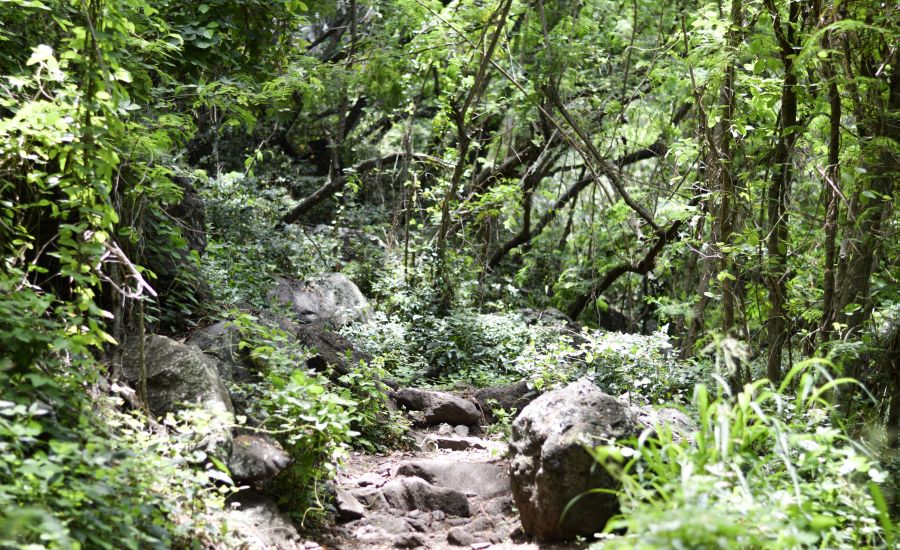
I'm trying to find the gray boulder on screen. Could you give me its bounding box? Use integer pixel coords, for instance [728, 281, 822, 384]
[293, 322, 372, 378]
[393, 388, 480, 426]
[270, 273, 371, 327]
[633, 405, 695, 442]
[508, 378, 638, 541]
[228, 434, 291, 484]
[396, 459, 509, 498]
[122, 335, 233, 460]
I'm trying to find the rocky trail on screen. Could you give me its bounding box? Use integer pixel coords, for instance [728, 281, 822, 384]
[315, 387, 574, 550]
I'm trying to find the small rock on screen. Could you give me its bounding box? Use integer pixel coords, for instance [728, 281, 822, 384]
[303, 542, 320, 549]
[355, 525, 392, 544]
[228, 434, 291, 484]
[335, 488, 366, 521]
[437, 423, 454, 435]
[472, 543, 492, 550]
[453, 425, 470, 436]
[447, 527, 474, 546]
[508, 525, 525, 541]
[481, 497, 513, 516]
[465, 517, 494, 534]
[406, 518, 429, 532]
[432, 510, 446, 521]
[406, 510, 421, 519]
[394, 533, 426, 548]
[433, 436, 487, 451]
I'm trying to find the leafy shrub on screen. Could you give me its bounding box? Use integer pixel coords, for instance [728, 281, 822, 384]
[589, 362, 894, 549]
[229, 314, 402, 522]
[200, 171, 386, 310]
[542, 328, 706, 404]
[346, 307, 705, 401]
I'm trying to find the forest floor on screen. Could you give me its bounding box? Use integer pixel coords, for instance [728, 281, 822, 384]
[313, 392, 581, 550]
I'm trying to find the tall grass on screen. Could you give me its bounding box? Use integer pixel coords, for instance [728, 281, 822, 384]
[589, 360, 894, 549]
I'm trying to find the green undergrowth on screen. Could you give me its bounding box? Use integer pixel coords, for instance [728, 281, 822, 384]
[344, 308, 706, 402]
[589, 361, 895, 549]
[200, 171, 385, 310]
[0, 363, 234, 549]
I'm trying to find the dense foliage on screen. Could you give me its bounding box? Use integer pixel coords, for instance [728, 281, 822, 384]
[1, 0, 896, 546]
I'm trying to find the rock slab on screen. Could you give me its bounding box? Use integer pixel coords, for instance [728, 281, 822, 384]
[508, 378, 638, 541]
[225, 490, 304, 549]
[355, 476, 471, 517]
[396, 459, 510, 498]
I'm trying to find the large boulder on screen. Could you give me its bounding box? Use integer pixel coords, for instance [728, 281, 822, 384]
[269, 273, 371, 327]
[122, 335, 234, 460]
[393, 388, 481, 426]
[508, 378, 638, 541]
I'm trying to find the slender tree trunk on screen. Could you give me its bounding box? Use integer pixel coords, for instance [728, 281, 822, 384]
[764, 0, 799, 384]
[718, 0, 741, 346]
[833, 61, 898, 338]
[819, 33, 841, 345]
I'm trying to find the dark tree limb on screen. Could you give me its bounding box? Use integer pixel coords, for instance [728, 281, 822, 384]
[280, 153, 450, 225]
[566, 215, 689, 320]
[487, 135, 679, 269]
